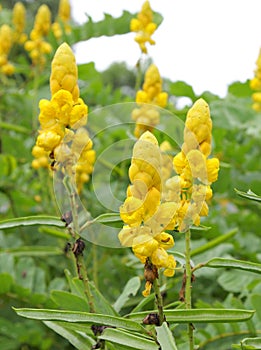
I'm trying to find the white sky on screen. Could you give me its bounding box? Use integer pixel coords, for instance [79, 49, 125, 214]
[71, 0, 261, 97]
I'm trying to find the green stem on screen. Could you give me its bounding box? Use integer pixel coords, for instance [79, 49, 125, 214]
[135, 57, 143, 91]
[185, 229, 194, 350]
[63, 175, 95, 313]
[76, 253, 95, 313]
[153, 277, 165, 326]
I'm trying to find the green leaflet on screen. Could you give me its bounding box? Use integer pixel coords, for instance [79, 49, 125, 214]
[99, 328, 158, 350]
[0, 216, 65, 229]
[234, 188, 261, 202]
[44, 321, 95, 350]
[128, 308, 255, 323]
[205, 258, 261, 274]
[156, 322, 178, 350]
[14, 308, 147, 333]
[113, 277, 141, 313]
[0, 246, 63, 257]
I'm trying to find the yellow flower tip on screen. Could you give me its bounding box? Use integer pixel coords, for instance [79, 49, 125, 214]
[139, 130, 158, 146]
[50, 43, 79, 100]
[58, 0, 71, 22]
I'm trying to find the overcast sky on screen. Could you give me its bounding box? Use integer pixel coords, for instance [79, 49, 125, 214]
[71, 0, 261, 97]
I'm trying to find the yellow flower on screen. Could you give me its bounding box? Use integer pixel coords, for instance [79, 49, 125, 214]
[206, 158, 220, 183]
[142, 281, 152, 297]
[169, 99, 219, 230]
[132, 65, 168, 138]
[130, 1, 157, 54]
[32, 43, 95, 193]
[12, 2, 27, 44]
[119, 131, 177, 296]
[163, 255, 176, 277]
[120, 196, 144, 227]
[132, 234, 159, 257]
[52, 0, 71, 39]
[37, 131, 62, 152]
[250, 48, 261, 111]
[34, 4, 51, 38]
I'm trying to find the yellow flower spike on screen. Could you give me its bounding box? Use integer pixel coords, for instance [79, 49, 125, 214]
[12, 2, 27, 43]
[132, 64, 167, 137]
[52, 0, 71, 39]
[131, 1, 157, 54]
[50, 42, 79, 101]
[34, 4, 51, 37]
[58, 0, 71, 22]
[0, 25, 13, 56]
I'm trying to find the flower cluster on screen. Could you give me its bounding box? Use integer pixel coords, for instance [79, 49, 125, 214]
[118, 131, 177, 296]
[0, 24, 15, 75]
[166, 99, 220, 231]
[24, 4, 52, 67]
[130, 1, 157, 54]
[12, 2, 27, 44]
[32, 43, 95, 193]
[250, 48, 261, 112]
[52, 0, 72, 40]
[132, 64, 168, 138]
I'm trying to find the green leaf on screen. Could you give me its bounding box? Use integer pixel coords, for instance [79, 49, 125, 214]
[94, 212, 122, 227]
[190, 228, 238, 257]
[0, 246, 63, 257]
[51, 291, 89, 312]
[234, 188, 261, 202]
[0, 216, 65, 229]
[38, 226, 71, 239]
[14, 308, 147, 333]
[0, 121, 31, 135]
[90, 282, 119, 316]
[251, 294, 261, 322]
[128, 308, 255, 323]
[168, 80, 197, 101]
[156, 322, 178, 350]
[0, 273, 13, 294]
[99, 328, 158, 350]
[205, 258, 261, 274]
[44, 321, 95, 350]
[228, 80, 252, 97]
[71, 11, 163, 43]
[113, 277, 141, 313]
[232, 337, 261, 349]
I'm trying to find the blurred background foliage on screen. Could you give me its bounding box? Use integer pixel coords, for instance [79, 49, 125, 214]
[0, 1, 260, 349]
